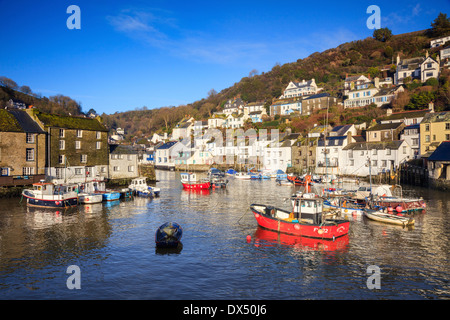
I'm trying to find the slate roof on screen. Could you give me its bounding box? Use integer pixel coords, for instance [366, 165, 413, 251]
[428, 141, 450, 161]
[381, 109, 430, 121]
[110, 144, 139, 154]
[157, 141, 179, 149]
[366, 122, 404, 131]
[8, 110, 46, 133]
[421, 111, 450, 123]
[343, 140, 403, 151]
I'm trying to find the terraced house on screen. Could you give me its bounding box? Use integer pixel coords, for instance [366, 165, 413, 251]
[0, 109, 46, 186]
[28, 109, 109, 184]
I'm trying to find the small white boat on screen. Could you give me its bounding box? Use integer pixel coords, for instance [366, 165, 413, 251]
[128, 177, 160, 197]
[235, 172, 251, 180]
[364, 209, 414, 227]
[78, 192, 103, 204]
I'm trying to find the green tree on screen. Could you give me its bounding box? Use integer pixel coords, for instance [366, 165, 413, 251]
[406, 91, 435, 110]
[373, 28, 393, 42]
[429, 13, 450, 37]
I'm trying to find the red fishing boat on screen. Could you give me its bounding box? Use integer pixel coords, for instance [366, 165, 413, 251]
[250, 193, 349, 240]
[180, 172, 211, 190]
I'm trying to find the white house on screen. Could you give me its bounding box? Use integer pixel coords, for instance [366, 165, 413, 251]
[280, 79, 322, 99]
[315, 125, 356, 175]
[208, 114, 226, 128]
[172, 117, 195, 140]
[263, 133, 300, 172]
[394, 53, 440, 85]
[341, 140, 412, 176]
[109, 145, 139, 180]
[344, 77, 403, 108]
[270, 99, 302, 116]
[344, 75, 371, 96]
[223, 98, 245, 115]
[155, 141, 183, 169]
[430, 36, 450, 48]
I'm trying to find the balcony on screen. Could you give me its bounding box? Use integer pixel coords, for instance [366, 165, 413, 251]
[0, 174, 46, 187]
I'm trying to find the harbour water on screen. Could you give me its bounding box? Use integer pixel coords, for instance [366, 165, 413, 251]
[0, 170, 449, 300]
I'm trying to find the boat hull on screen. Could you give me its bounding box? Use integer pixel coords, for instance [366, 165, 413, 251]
[101, 192, 121, 201]
[155, 222, 183, 248]
[78, 193, 103, 204]
[364, 209, 415, 226]
[24, 196, 78, 208]
[182, 182, 211, 190]
[250, 204, 349, 240]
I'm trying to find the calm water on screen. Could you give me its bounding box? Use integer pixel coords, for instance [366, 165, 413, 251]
[0, 170, 449, 300]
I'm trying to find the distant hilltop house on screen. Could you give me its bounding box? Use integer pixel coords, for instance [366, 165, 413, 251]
[279, 79, 322, 99]
[394, 52, 440, 85]
[344, 75, 403, 108]
[430, 35, 450, 48]
[222, 98, 245, 115]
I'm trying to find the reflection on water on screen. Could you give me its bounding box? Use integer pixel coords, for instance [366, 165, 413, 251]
[0, 170, 449, 299]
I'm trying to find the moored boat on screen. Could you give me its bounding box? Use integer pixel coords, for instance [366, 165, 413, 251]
[250, 193, 349, 240]
[99, 190, 121, 201]
[22, 182, 78, 208]
[155, 222, 183, 248]
[128, 177, 159, 197]
[181, 172, 211, 190]
[363, 209, 415, 227]
[235, 172, 251, 180]
[78, 192, 103, 204]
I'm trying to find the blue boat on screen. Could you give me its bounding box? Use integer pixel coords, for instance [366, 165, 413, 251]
[155, 222, 183, 248]
[101, 191, 121, 201]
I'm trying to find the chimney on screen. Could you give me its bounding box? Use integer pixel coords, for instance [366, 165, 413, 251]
[429, 101, 435, 113]
[347, 131, 353, 145]
[374, 77, 379, 88]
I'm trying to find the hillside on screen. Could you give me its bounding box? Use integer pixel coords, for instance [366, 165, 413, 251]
[1, 13, 450, 138]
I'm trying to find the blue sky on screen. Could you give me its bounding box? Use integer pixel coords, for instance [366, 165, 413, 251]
[0, 1, 449, 115]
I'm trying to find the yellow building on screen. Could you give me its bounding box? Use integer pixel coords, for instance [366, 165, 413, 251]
[420, 111, 450, 157]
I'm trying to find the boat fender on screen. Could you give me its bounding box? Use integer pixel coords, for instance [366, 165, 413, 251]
[271, 209, 275, 217]
[396, 206, 403, 213]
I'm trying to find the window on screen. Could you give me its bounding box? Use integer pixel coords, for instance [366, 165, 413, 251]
[80, 154, 87, 163]
[75, 141, 81, 149]
[127, 155, 132, 161]
[58, 155, 65, 164]
[96, 141, 101, 150]
[56, 168, 63, 179]
[128, 165, 135, 172]
[403, 146, 407, 154]
[386, 149, 391, 155]
[26, 148, 34, 161]
[23, 167, 34, 175]
[384, 131, 389, 138]
[382, 160, 387, 167]
[100, 167, 106, 173]
[1, 168, 9, 176]
[433, 135, 436, 141]
[75, 168, 83, 175]
[113, 166, 119, 172]
[446, 134, 450, 141]
[76, 130, 83, 138]
[59, 129, 65, 138]
[59, 140, 65, 150]
[349, 159, 354, 166]
[372, 160, 377, 167]
[26, 133, 35, 143]
[446, 123, 450, 130]
[373, 149, 377, 155]
[425, 124, 430, 132]
[425, 135, 430, 143]
[96, 131, 101, 139]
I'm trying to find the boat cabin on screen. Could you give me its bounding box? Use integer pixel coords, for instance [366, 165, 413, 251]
[181, 172, 197, 182]
[291, 193, 324, 224]
[129, 177, 147, 188]
[29, 182, 78, 196]
[80, 180, 106, 193]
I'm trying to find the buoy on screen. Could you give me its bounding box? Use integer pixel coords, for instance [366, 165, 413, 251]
[387, 206, 393, 213]
[246, 235, 251, 242]
[396, 206, 403, 213]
